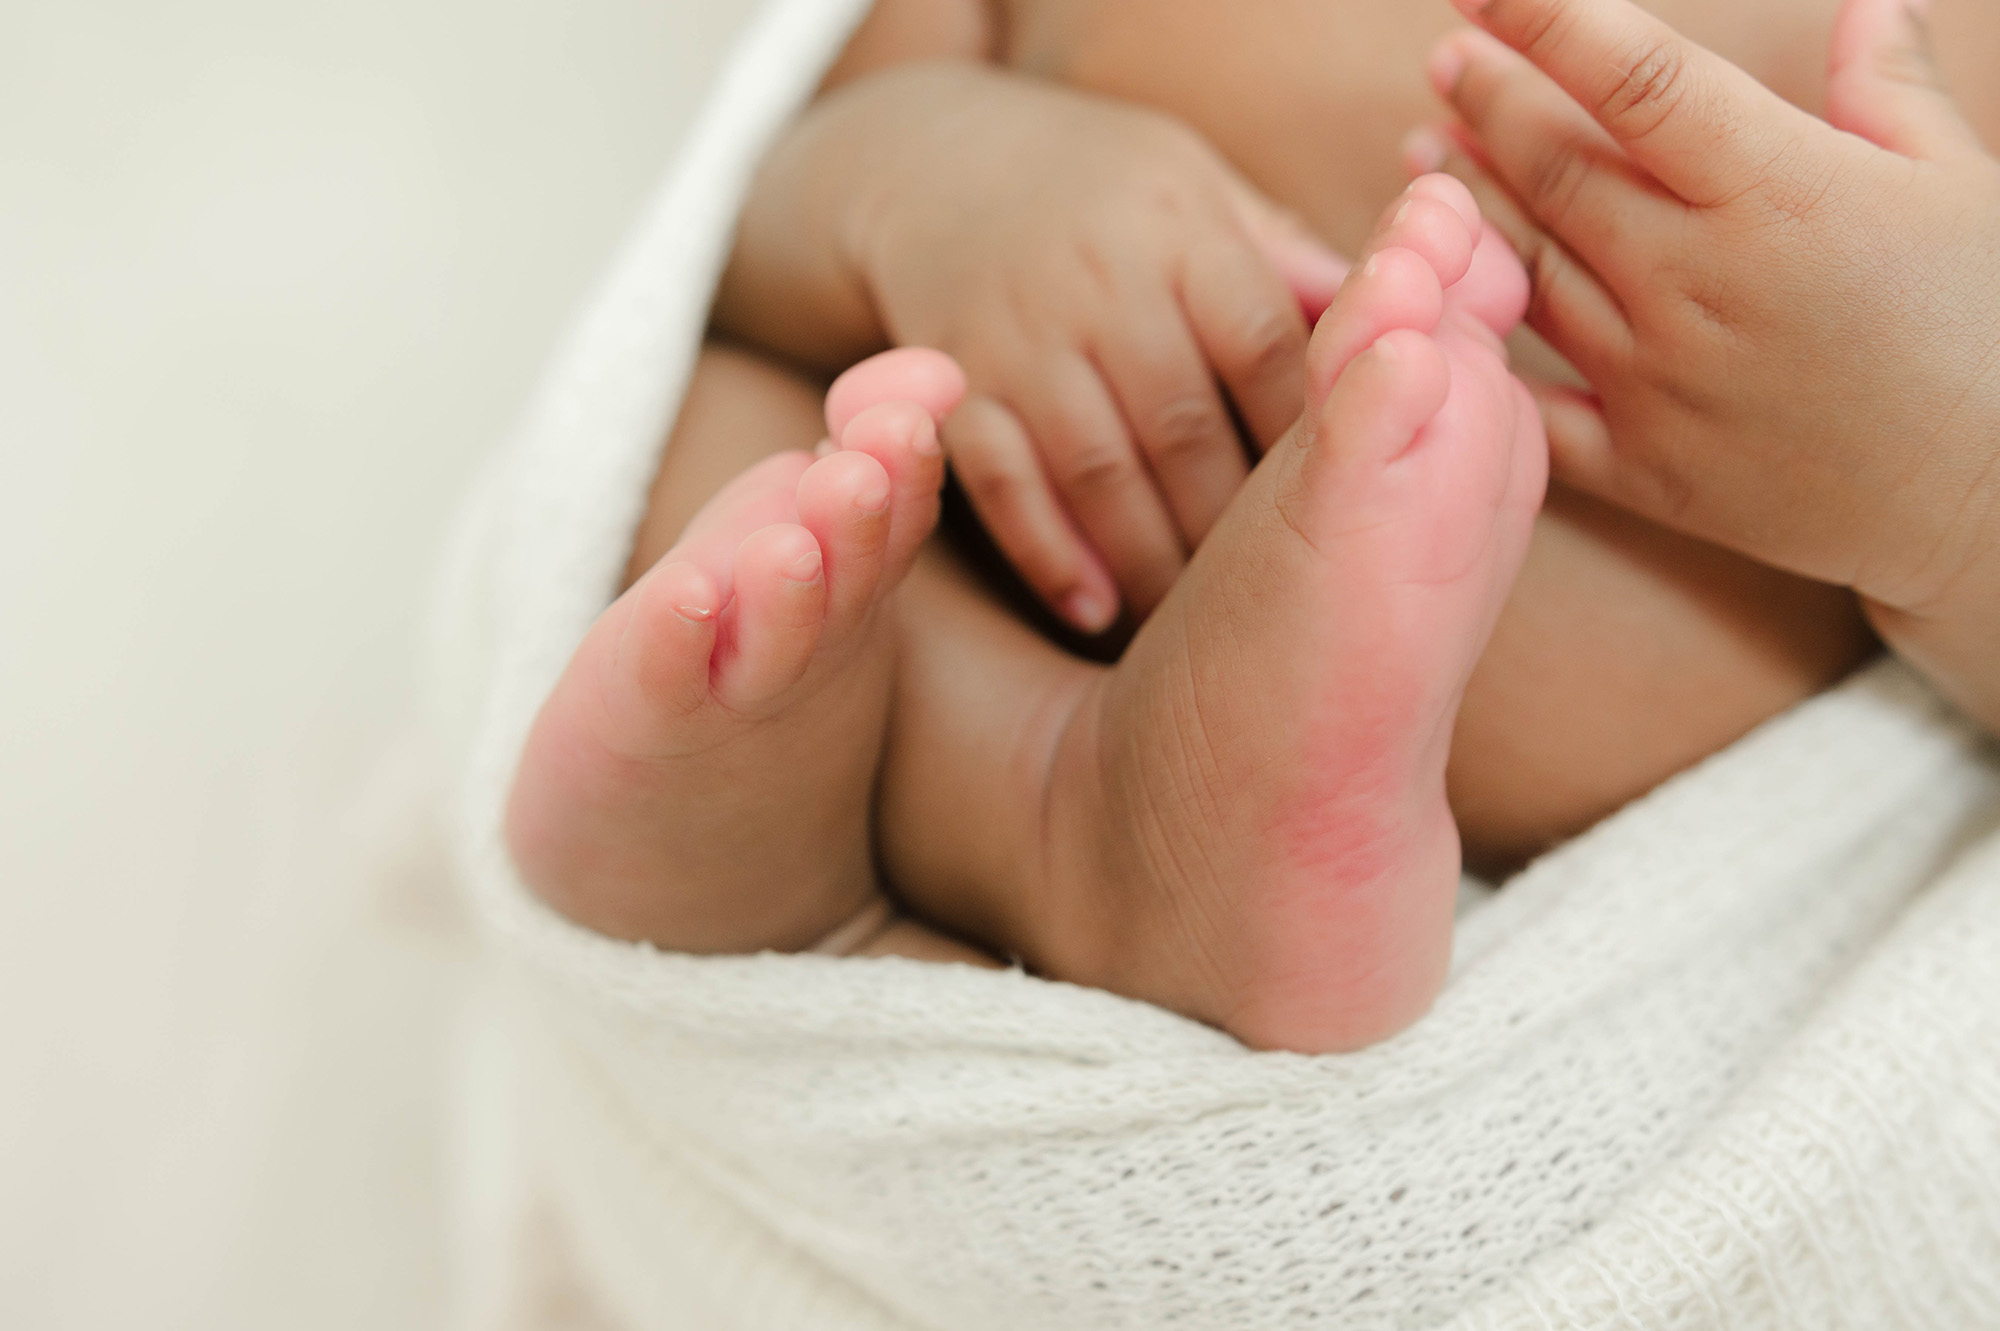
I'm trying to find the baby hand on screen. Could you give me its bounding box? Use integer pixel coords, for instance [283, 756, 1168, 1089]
[840, 65, 1350, 629]
[1415, 0, 2000, 724]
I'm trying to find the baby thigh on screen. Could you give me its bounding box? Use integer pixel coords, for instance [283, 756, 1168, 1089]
[1447, 484, 1878, 875]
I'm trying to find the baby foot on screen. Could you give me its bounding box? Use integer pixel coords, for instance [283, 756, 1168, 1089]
[505, 350, 963, 952]
[1023, 177, 1545, 1051]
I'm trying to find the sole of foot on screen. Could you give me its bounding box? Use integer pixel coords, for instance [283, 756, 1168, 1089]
[505, 349, 964, 953]
[1024, 176, 1546, 1052]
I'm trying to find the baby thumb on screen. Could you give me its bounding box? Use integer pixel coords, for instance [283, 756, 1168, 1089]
[1825, 0, 1983, 161]
[1230, 192, 1351, 323]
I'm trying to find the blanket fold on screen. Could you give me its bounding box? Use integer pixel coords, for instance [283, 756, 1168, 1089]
[436, 3, 2000, 1326]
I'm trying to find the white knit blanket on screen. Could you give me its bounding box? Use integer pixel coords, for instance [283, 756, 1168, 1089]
[434, 2, 2000, 1326]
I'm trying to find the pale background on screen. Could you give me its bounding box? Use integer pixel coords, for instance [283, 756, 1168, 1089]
[0, 1, 755, 1325]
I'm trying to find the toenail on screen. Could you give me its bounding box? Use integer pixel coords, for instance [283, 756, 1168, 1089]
[675, 604, 716, 623]
[1394, 198, 1414, 226]
[1361, 255, 1380, 279]
[858, 481, 891, 513]
[912, 425, 942, 457]
[784, 549, 824, 582]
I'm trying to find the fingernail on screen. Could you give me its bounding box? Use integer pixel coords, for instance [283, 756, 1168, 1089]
[912, 421, 943, 457]
[857, 480, 891, 513]
[1062, 589, 1117, 634]
[675, 604, 716, 623]
[784, 548, 823, 582]
[1400, 126, 1450, 176]
[1393, 197, 1415, 226]
[1361, 254, 1381, 278]
[813, 437, 837, 458]
[1426, 41, 1467, 96]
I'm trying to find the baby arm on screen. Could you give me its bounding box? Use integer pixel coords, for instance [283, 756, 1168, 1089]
[713, 54, 1349, 629]
[1413, 0, 2000, 730]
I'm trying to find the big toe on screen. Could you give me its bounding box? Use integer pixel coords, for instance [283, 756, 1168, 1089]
[1356, 175, 1480, 290]
[1306, 246, 1448, 403]
[795, 448, 895, 634]
[1310, 328, 1454, 476]
[826, 348, 966, 439]
[835, 398, 947, 578]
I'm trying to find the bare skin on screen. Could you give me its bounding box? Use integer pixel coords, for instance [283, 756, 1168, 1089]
[880, 194, 1547, 1049]
[511, 185, 1545, 1050]
[505, 350, 960, 953]
[726, 0, 1927, 867]
[1421, 0, 2000, 735]
[964, 0, 2000, 857]
[502, 0, 2000, 1052]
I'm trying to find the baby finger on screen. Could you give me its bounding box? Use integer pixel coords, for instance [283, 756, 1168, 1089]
[945, 394, 1121, 634]
[1020, 357, 1190, 619]
[1181, 241, 1313, 453]
[1404, 126, 1631, 384]
[1093, 300, 1249, 549]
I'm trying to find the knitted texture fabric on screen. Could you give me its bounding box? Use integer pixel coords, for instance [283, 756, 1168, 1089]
[433, 2, 2000, 1326]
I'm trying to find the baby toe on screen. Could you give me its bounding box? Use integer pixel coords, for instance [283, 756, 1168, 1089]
[1364, 188, 1478, 291]
[795, 449, 894, 631]
[714, 524, 830, 709]
[837, 398, 947, 577]
[1315, 328, 1453, 470]
[1307, 246, 1447, 401]
[825, 348, 966, 440]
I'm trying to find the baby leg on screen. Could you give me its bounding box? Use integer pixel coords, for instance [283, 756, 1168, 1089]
[880, 180, 1545, 1051]
[1447, 485, 1876, 873]
[504, 342, 963, 953]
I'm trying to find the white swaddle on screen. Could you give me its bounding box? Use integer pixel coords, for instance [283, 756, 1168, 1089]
[433, 1, 2000, 1326]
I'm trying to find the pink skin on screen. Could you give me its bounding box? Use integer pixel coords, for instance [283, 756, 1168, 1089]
[877, 176, 1547, 1051]
[504, 351, 963, 953]
[1045, 181, 1542, 1050]
[510, 175, 1543, 1053]
[1406, 0, 2000, 734]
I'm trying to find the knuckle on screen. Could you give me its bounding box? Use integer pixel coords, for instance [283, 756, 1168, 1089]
[1756, 153, 1837, 225]
[1525, 139, 1595, 226]
[1053, 436, 1142, 496]
[1512, 0, 1571, 64]
[1230, 304, 1308, 378]
[1678, 282, 1735, 340]
[1142, 394, 1230, 460]
[956, 450, 1042, 517]
[1069, 234, 1122, 299]
[1658, 257, 1741, 343]
[1522, 237, 1570, 323]
[1630, 440, 1697, 522]
[1599, 36, 1692, 140]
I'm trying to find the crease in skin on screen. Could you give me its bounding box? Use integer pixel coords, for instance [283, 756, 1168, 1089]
[518, 0, 2000, 1038]
[1127, 761, 1233, 998]
[1024, 671, 1098, 945]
